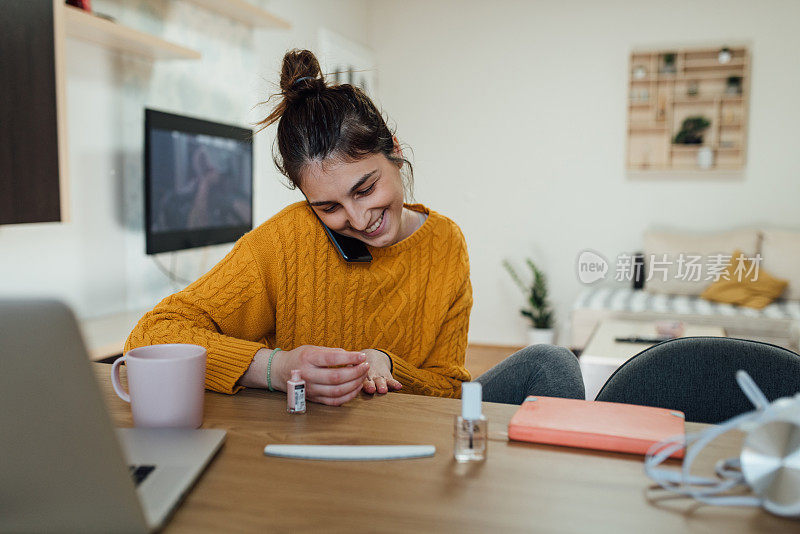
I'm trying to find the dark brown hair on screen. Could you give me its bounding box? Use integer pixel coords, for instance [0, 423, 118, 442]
[256, 49, 413, 193]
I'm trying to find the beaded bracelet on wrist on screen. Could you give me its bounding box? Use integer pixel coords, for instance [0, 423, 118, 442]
[267, 347, 282, 391]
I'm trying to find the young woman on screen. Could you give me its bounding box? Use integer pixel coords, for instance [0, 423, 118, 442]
[125, 49, 584, 406]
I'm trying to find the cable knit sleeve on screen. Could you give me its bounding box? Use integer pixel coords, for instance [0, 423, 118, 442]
[124, 236, 276, 395]
[383, 274, 472, 398]
[381, 224, 473, 398]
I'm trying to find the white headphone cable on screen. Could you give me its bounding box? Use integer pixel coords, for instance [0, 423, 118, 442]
[643, 370, 769, 508]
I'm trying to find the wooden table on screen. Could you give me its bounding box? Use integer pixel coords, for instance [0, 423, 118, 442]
[581, 319, 727, 401]
[93, 365, 793, 533]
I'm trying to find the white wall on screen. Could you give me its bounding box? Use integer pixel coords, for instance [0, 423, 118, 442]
[367, 0, 800, 346]
[0, 0, 370, 319]
[3, 0, 798, 347]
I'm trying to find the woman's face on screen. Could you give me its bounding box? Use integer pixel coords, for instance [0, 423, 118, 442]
[300, 150, 407, 248]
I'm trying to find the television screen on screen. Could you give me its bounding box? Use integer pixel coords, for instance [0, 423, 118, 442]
[145, 109, 253, 254]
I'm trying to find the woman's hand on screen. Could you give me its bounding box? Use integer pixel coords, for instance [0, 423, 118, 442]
[361, 349, 403, 395]
[272, 345, 369, 406]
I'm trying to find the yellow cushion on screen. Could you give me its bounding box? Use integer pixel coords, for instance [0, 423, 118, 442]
[701, 250, 788, 309]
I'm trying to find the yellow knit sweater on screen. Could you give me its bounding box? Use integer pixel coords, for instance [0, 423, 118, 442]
[125, 201, 472, 397]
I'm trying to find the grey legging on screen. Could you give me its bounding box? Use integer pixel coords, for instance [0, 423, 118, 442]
[475, 344, 585, 404]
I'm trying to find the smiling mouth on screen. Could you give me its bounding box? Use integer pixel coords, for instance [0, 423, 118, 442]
[362, 210, 386, 236]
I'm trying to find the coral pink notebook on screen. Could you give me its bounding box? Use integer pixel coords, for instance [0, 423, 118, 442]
[508, 396, 685, 459]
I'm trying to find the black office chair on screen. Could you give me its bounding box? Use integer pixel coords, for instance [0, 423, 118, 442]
[594, 337, 800, 423]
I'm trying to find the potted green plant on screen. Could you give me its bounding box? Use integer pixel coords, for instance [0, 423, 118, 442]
[502, 259, 555, 345]
[660, 53, 677, 74]
[726, 76, 743, 95]
[673, 115, 711, 144]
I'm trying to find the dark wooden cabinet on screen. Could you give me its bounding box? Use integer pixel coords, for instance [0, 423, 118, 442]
[0, 0, 68, 225]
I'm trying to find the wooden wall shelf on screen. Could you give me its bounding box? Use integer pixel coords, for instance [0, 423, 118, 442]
[626, 45, 750, 174]
[184, 0, 291, 29]
[683, 59, 746, 69]
[63, 5, 201, 60]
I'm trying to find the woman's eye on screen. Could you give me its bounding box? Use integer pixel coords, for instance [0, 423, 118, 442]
[358, 183, 376, 196]
[322, 205, 338, 213]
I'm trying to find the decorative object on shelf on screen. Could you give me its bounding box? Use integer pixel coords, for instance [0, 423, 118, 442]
[718, 47, 732, 64]
[502, 259, 555, 345]
[93, 12, 116, 22]
[687, 80, 699, 97]
[697, 146, 714, 170]
[726, 76, 743, 95]
[673, 116, 711, 145]
[633, 65, 647, 80]
[66, 0, 92, 11]
[657, 93, 668, 121]
[630, 88, 650, 103]
[660, 53, 677, 74]
[640, 144, 652, 169]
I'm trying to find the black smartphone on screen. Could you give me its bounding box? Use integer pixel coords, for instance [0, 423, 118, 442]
[308, 205, 372, 263]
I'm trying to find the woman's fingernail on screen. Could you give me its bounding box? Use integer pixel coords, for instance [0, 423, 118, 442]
[359, 353, 367, 360]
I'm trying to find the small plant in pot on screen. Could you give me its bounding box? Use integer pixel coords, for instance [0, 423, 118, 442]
[726, 76, 743, 95]
[660, 52, 677, 74]
[673, 115, 711, 145]
[502, 258, 555, 345]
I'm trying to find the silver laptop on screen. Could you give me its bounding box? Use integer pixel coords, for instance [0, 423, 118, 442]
[0, 299, 226, 533]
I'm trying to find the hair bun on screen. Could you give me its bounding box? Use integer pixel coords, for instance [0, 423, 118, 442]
[280, 49, 325, 101]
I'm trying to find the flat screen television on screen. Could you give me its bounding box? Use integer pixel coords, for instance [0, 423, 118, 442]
[145, 109, 253, 254]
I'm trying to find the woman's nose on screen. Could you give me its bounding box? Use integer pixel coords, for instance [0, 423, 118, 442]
[345, 206, 369, 231]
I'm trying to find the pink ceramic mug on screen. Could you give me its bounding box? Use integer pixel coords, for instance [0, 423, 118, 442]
[111, 344, 207, 428]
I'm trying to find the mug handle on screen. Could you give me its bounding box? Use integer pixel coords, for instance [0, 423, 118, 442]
[111, 355, 130, 403]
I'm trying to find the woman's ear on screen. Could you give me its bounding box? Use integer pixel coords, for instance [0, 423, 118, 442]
[392, 136, 404, 160]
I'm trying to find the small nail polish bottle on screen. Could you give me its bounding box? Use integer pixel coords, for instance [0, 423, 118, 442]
[287, 369, 306, 414]
[454, 382, 487, 462]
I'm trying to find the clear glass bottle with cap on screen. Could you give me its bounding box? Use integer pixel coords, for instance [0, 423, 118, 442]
[454, 382, 487, 462]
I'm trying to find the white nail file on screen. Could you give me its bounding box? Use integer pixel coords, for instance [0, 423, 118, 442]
[263, 444, 436, 460]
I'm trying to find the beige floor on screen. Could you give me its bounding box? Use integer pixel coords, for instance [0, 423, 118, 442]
[464, 344, 524, 378]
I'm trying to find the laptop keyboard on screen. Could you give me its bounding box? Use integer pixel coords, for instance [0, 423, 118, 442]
[129, 465, 156, 486]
